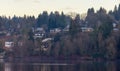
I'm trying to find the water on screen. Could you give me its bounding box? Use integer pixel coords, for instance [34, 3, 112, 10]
[0, 61, 120, 71]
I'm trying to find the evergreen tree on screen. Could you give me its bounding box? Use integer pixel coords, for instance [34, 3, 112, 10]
[69, 19, 80, 37]
[36, 11, 49, 27]
[48, 12, 56, 29]
[85, 8, 97, 28]
[28, 29, 34, 42]
[113, 5, 119, 20]
[97, 8, 113, 38]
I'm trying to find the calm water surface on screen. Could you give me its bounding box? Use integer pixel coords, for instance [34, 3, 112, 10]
[0, 60, 120, 71]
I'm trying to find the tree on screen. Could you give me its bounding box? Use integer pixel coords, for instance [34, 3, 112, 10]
[98, 16, 113, 38]
[74, 14, 81, 25]
[69, 19, 80, 37]
[28, 29, 34, 42]
[34, 38, 43, 55]
[87, 8, 95, 15]
[85, 8, 98, 28]
[96, 8, 113, 38]
[118, 4, 120, 20]
[0, 48, 4, 53]
[48, 12, 56, 29]
[60, 12, 67, 28]
[36, 11, 49, 27]
[105, 36, 117, 59]
[113, 5, 119, 20]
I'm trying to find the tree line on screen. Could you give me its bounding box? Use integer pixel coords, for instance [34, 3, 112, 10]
[1, 5, 120, 59]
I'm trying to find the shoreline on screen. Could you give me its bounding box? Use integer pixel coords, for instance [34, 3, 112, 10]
[1, 56, 118, 63]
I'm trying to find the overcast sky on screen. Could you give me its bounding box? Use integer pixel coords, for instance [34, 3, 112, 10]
[0, 0, 119, 17]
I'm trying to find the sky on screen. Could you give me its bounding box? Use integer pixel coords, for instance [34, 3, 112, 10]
[0, 0, 120, 17]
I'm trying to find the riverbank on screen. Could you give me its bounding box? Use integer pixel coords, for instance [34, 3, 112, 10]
[2, 55, 117, 63]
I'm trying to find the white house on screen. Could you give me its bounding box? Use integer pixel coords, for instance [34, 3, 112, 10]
[113, 23, 117, 28]
[50, 28, 61, 33]
[34, 33, 44, 39]
[42, 38, 53, 43]
[34, 27, 45, 39]
[36, 27, 44, 32]
[5, 41, 14, 48]
[81, 27, 93, 32]
[113, 28, 119, 31]
[112, 23, 119, 31]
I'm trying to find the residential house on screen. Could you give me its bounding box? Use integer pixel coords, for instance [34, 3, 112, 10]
[42, 38, 53, 43]
[41, 38, 53, 51]
[0, 31, 6, 36]
[34, 33, 44, 39]
[63, 25, 70, 32]
[5, 41, 14, 48]
[34, 27, 45, 39]
[113, 28, 119, 31]
[113, 23, 119, 31]
[113, 23, 117, 28]
[6, 32, 11, 36]
[81, 27, 93, 32]
[50, 28, 61, 34]
[36, 27, 44, 32]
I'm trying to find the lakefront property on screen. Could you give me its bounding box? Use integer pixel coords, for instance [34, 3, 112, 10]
[0, 5, 120, 61]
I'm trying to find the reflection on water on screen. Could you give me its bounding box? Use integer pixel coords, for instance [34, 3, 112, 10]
[0, 61, 120, 71]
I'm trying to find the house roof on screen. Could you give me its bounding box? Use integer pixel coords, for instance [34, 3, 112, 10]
[42, 38, 53, 43]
